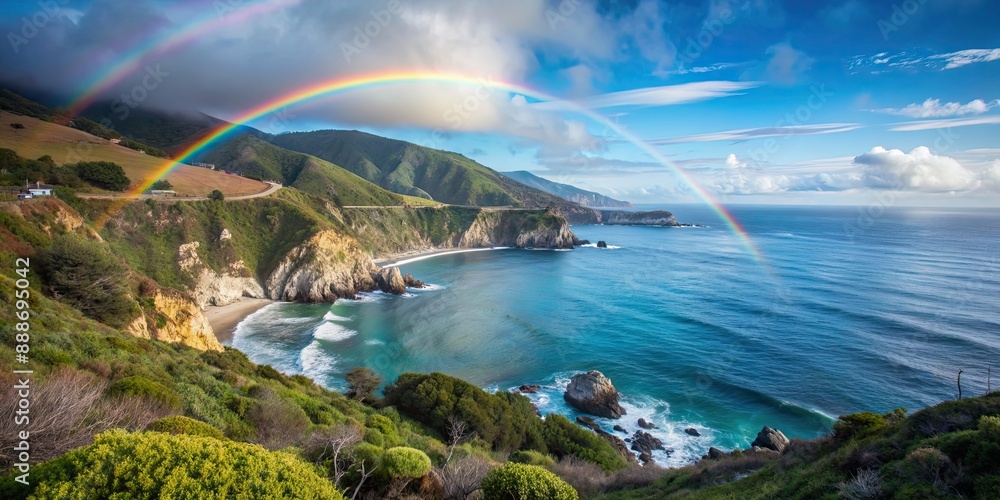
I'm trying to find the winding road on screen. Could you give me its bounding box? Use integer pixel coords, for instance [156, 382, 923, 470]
[77, 181, 283, 201]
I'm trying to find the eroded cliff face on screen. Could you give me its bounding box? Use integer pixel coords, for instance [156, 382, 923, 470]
[265, 230, 378, 302]
[126, 292, 222, 352]
[461, 211, 578, 249]
[344, 207, 580, 259]
[179, 241, 266, 308]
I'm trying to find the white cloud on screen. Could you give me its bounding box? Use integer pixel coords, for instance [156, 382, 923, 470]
[725, 154, 746, 169]
[939, 48, 1000, 69]
[650, 123, 861, 144]
[853, 146, 979, 192]
[890, 116, 1000, 131]
[873, 98, 999, 118]
[534, 81, 758, 111]
[849, 48, 1000, 74]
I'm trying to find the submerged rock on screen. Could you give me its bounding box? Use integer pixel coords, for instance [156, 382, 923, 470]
[613, 425, 627, 433]
[517, 384, 542, 394]
[402, 273, 425, 288]
[637, 418, 657, 430]
[751, 426, 789, 453]
[564, 370, 625, 419]
[630, 430, 666, 460]
[576, 416, 602, 432]
[685, 427, 701, 437]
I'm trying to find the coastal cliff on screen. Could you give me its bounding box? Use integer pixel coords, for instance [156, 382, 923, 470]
[598, 209, 678, 226]
[264, 229, 379, 302]
[344, 206, 580, 258]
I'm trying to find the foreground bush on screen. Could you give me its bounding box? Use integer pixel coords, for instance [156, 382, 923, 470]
[3, 430, 343, 499]
[381, 446, 432, 479]
[481, 463, 578, 500]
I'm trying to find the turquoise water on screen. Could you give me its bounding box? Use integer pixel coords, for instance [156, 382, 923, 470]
[229, 205, 1000, 466]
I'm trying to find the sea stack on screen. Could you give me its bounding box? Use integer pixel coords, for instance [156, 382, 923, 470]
[751, 426, 790, 452]
[564, 370, 625, 419]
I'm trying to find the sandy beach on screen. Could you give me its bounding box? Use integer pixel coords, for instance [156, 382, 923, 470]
[205, 298, 275, 343]
[374, 247, 511, 267]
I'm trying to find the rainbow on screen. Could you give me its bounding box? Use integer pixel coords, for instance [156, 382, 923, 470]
[102, 71, 763, 263]
[65, 0, 300, 116]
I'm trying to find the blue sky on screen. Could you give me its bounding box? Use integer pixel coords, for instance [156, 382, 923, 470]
[1, 0, 998, 205]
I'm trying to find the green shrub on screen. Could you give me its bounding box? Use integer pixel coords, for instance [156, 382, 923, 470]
[8, 430, 342, 499]
[352, 442, 384, 468]
[833, 411, 890, 441]
[364, 428, 386, 447]
[72, 161, 131, 191]
[108, 375, 181, 409]
[209, 189, 225, 201]
[367, 414, 402, 447]
[510, 450, 556, 467]
[381, 447, 432, 479]
[147, 416, 224, 439]
[41, 234, 140, 328]
[481, 463, 578, 500]
[542, 414, 627, 472]
[384, 372, 545, 452]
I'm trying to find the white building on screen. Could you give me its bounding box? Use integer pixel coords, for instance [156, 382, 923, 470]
[26, 181, 53, 196]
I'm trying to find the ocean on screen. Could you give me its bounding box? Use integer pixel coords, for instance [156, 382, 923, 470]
[228, 204, 1000, 466]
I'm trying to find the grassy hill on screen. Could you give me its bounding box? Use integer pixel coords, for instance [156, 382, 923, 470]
[269, 130, 524, 206]
[0, 115, 267, 196]
[82, 105, 263, 154]
[196, 134, 435, 207]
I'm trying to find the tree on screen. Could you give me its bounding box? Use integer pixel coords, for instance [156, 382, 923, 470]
[345, 367, 382, 402]
[149, 179, 172, 191]
[42, 233, 140, 328]
[9, 123, 24, 129]
[208, 189, 225, 201]
[72, 161, 131, 191]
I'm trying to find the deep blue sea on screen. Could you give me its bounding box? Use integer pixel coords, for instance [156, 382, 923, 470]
[228, 204, 1000, 466]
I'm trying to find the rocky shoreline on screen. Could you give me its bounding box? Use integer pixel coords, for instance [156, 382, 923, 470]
[520, 370, 793, 467]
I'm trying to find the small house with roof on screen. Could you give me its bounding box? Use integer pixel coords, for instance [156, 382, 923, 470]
[25, 181, 53, 196]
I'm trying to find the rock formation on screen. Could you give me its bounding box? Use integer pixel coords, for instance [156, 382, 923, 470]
[518, 384, 541, 394]
[564, 371, 625, 419]
[403, 273, 425, 288]
[637, 418, 657, 430]
[751, 426, 790, 452]
[685, 427, 701, 437]
[373, 266, 407, 295]
[179, 241, 266, 308]
[597, 240, 608, 248]
[126, 291, 222, 352]
[265, 230, 379, 302]
[630, 430, 667, 463]
[599, 210, 679, 226]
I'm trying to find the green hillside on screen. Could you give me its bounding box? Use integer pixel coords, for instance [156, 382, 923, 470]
[269, 130, 524, 206]
[195, 134, 433, 207]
